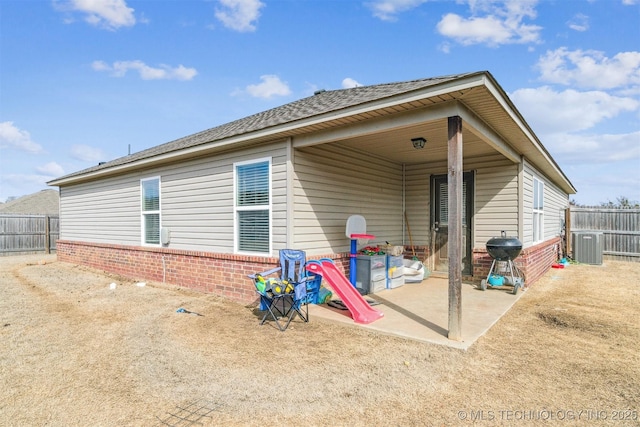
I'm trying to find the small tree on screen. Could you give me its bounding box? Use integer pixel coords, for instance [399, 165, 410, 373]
[600, 196, 640, 208]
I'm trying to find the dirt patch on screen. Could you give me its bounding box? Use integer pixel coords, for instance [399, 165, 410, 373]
[537, 308, 618, 337]
[1, 255, 639, 426]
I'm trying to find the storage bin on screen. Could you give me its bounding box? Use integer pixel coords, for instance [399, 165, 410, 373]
[387, 276, 404, 289]
[371, 277, 387, 293]
[356, 254, 387, 294]
[386, 255, 404, 289]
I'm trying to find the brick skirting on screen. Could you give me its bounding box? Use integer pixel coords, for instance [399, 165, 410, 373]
[473, 237, 562, 287]
[56, 240, 349, 304]
[57, 239, 559, 304]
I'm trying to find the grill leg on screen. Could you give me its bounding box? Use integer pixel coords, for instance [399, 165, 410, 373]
[489, 260, 497, 278]
[508, 259, 524, 295]
[508, 260, 515, 284]
[480, 259, 497, 291]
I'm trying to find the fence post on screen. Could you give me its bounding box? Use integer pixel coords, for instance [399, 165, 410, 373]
[565, 208, 571, 255]
[45, 215, 51, 254]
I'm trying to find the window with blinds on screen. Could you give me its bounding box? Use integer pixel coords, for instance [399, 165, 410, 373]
[235, 159, 271, 254]
[141, 177, 160, 245]
[438, 182, 468, 226]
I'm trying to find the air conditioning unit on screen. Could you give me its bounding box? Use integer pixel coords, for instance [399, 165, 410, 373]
[572, 232, 603, 265]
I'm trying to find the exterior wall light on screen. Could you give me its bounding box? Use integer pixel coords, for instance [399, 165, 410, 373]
[411, 137, 426, 149]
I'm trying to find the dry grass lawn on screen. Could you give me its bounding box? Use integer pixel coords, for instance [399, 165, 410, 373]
[1, 254, 639, 426]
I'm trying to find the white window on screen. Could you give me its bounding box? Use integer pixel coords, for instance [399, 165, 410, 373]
[141, 177, 161, 245]
[533, 177, 544, 243]
[234, 158, 271, 254]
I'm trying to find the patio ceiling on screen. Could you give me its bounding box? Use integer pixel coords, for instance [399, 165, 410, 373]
[328, 118, 492, 165]
[292, 81, 575, 194]
[291, 84, 515, 166]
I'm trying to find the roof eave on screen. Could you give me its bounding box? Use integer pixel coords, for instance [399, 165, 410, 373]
[49, 72, 491, 187]
[49, 71, 576, 195]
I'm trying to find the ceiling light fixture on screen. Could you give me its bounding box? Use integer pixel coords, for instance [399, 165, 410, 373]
[411, 137, 426, 149]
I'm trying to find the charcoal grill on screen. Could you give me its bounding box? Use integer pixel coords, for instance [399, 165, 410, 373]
[480, 231, 525, 295]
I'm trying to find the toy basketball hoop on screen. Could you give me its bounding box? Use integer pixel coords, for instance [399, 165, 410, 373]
[346, 215, 375, 245]
[346, 215, 376, 285]
[350, 233, 374, 245]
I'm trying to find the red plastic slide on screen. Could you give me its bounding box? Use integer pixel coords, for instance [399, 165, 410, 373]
[306, 260, 384, 324]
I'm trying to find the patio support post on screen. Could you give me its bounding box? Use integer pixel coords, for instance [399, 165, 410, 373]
[447, 115, 463, 341]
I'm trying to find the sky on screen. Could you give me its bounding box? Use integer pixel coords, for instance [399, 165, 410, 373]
[1, 0, 639, 206]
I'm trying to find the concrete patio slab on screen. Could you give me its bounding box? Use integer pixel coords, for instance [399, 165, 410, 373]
[308, 276, 523, 350]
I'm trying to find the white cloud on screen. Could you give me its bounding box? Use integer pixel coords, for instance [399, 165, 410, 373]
[36, 162, 65, 177]
[215, 0, 264, 32]
[510, 86, 639, 134]
[91, 60, 110, 72]
[70, 144, 106, 162]
[3, 173, 53, 188]
[567, 13, 589, 32]
[571, 167, 640, 206]
[438, 42, 451, 54]
[622, 0, 638, 5]
[436, 0, 542, 46]
[537, 48, 640, 90]
[54, 0, 136, 30]
[92, 60, 198, 81]
[366, 0, 428, 21]
[245, 75, 291, 98]
[0, 122, 43, 154]
[544, 131, 640, 164]
[342, 78, 362, 88]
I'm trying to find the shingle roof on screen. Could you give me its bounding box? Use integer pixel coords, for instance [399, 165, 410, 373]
[0, 189, 59, 215]
[49, 72, 480, 183]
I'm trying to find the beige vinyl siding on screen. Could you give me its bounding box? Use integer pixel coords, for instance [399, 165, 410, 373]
[59, 177, 140, 245]
[59, 141, 288, 255]
[405, 154, 518, 249]
[522, 159, 569, 247]
[473, 159, 519, 246]
[293, 143, 403, 255]
[404, 164, 431, 247]
[522, 164, 534, 245]
[542, 171, 569, 240]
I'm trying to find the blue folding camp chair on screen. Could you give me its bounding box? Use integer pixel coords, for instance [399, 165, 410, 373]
[248, 249, 319, 331]
[278, 249, 320, 308]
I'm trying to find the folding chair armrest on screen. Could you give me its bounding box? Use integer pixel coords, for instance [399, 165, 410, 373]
[248, 266, 282, 280]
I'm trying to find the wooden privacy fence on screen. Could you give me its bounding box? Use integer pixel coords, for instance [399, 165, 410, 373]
[569, 207, 640, 262]
[0, 214, 59, 255]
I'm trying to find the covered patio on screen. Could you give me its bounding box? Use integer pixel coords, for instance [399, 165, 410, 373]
[307, 276, 523, 350]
